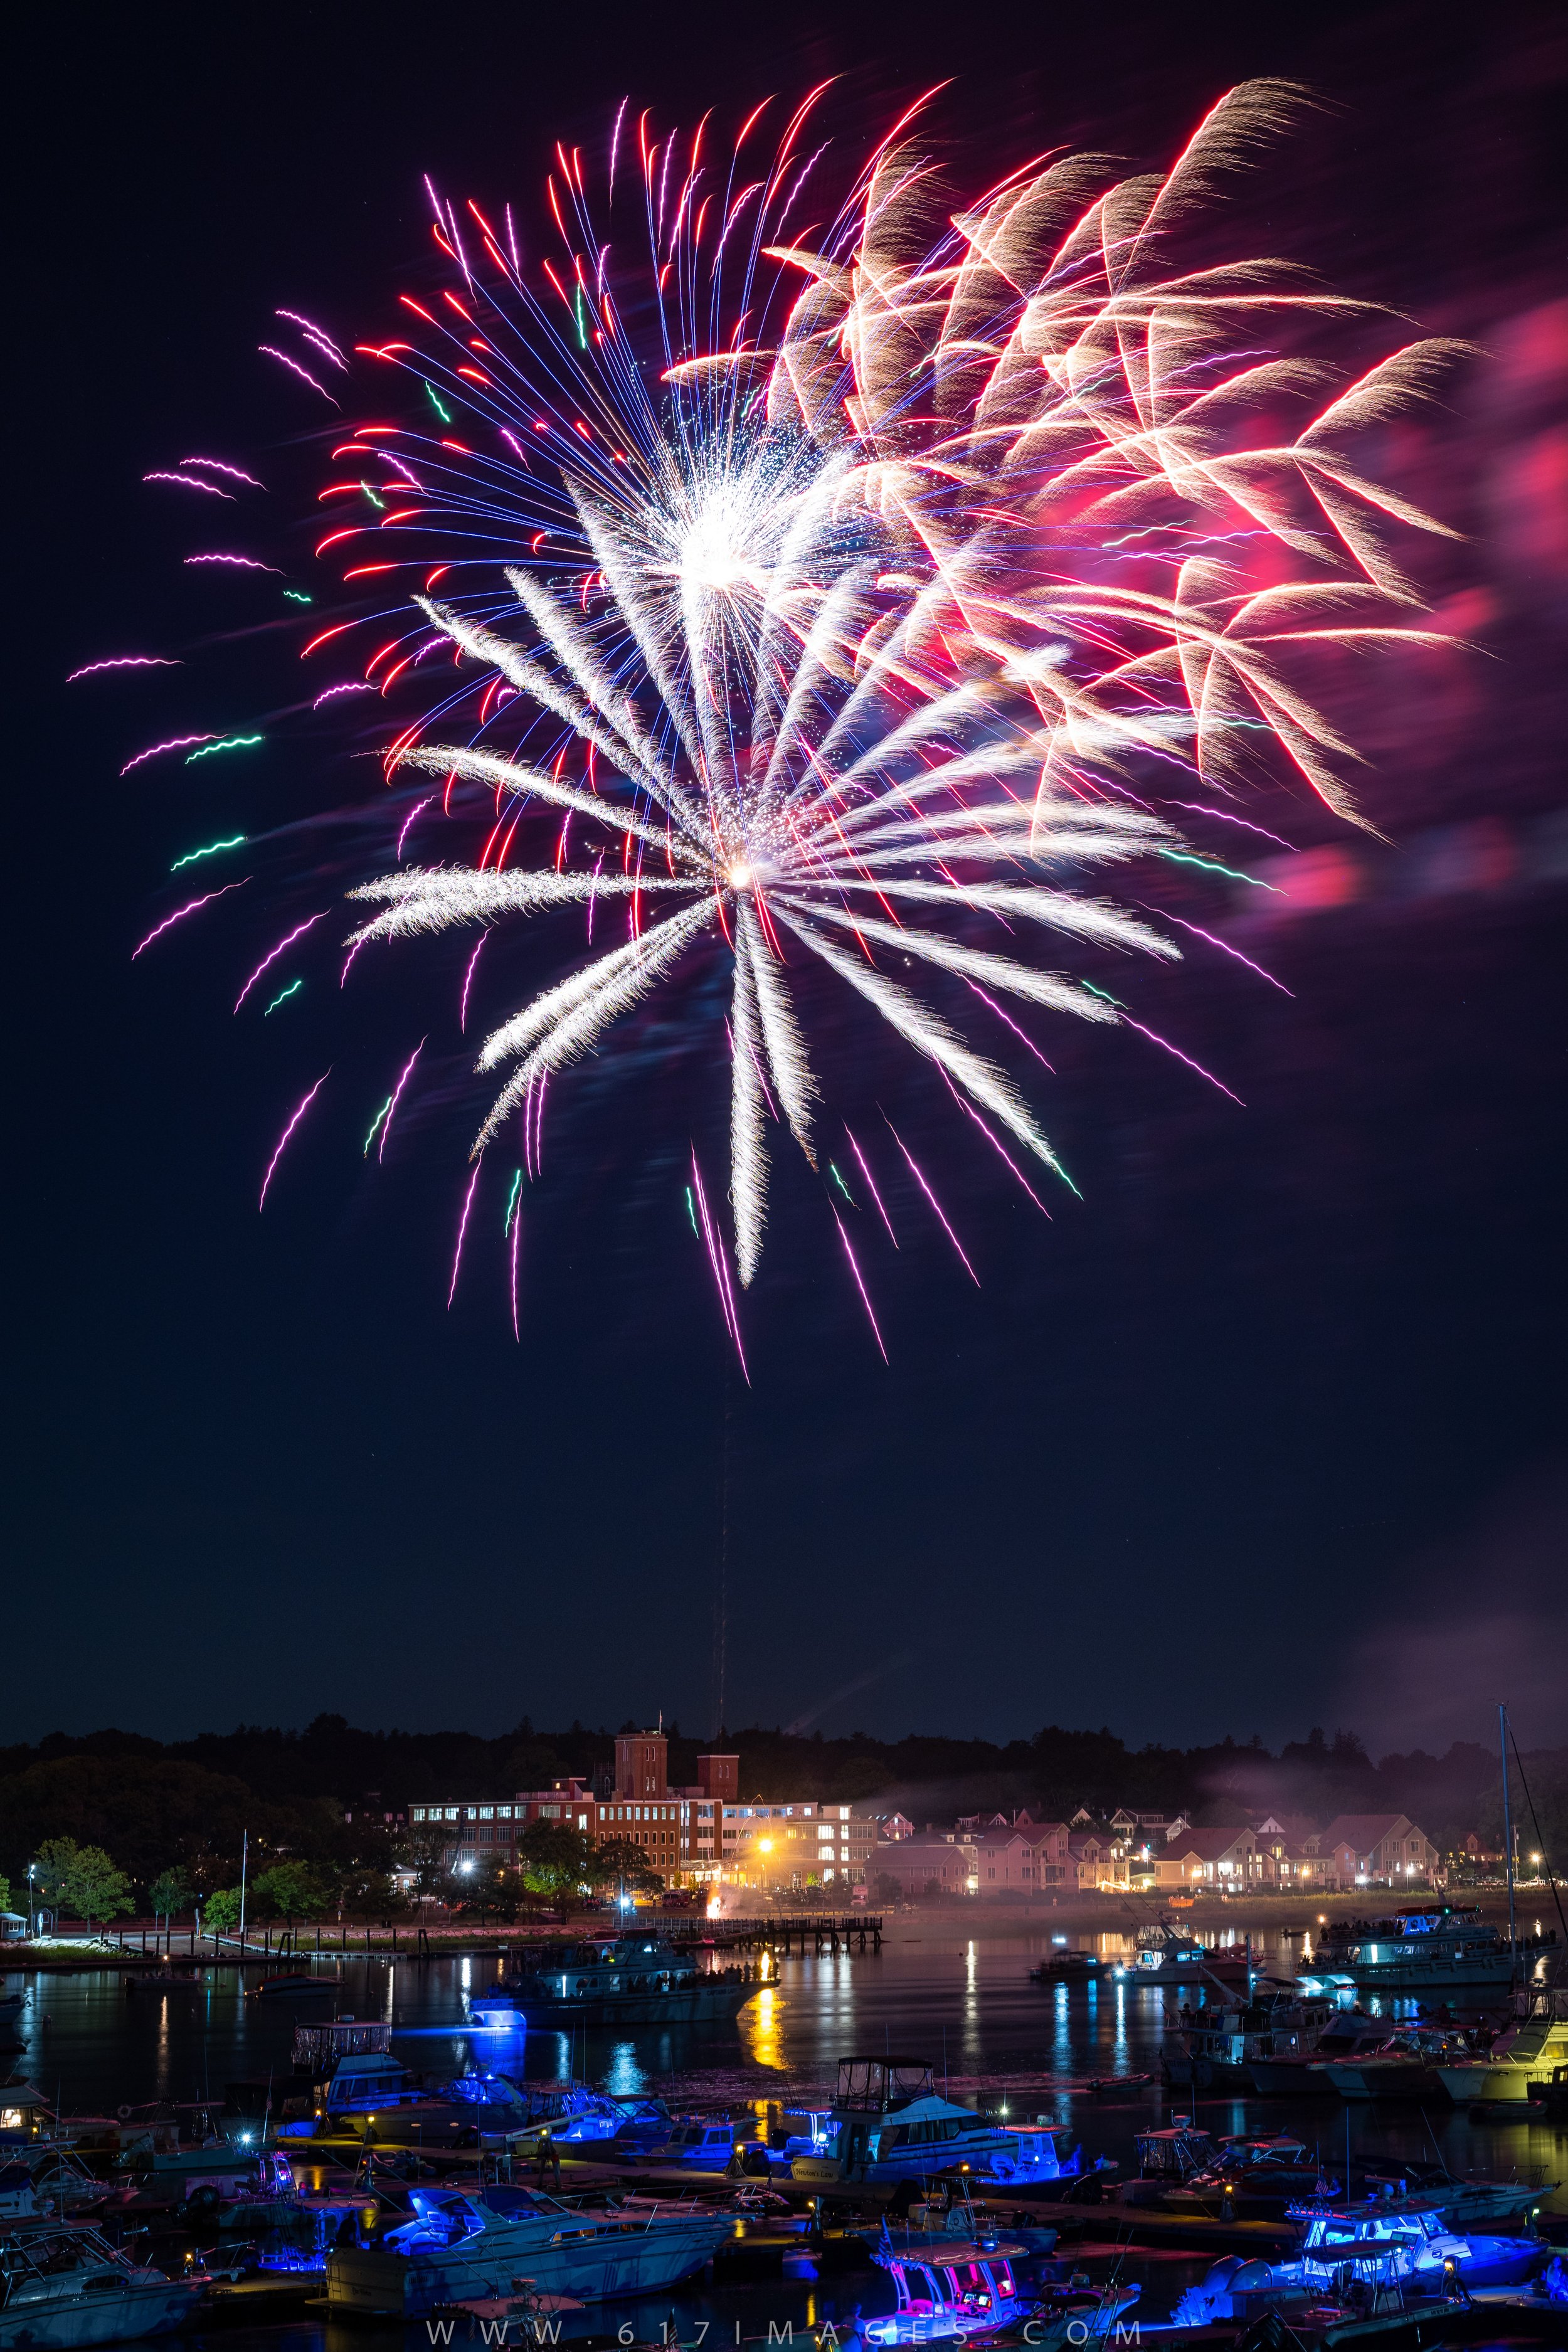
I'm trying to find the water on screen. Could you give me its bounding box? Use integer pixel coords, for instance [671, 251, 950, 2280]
[6, 1922, 1564, 2347]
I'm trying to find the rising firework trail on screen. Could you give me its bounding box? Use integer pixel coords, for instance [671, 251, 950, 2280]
[132, 80, 1463, 1338]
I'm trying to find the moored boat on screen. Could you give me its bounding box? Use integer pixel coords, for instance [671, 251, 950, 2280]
[0, 2218, 201, 2349]
[789, 2060, 1014, 2189]
[467, 1936, 756, 2030]
[325, 2184, 733, 2315]
[1436, 1983, 1568, 2102]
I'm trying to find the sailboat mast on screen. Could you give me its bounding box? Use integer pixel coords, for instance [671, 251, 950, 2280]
[1499, 1703, 1517, 1974]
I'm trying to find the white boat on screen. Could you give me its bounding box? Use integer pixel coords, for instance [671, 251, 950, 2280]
[1171, 2200, 1546, 2326]
[864, 2230, 1137, 2348]
[0, 2218, 201, 2349]
[326, 2185, 734, 2316]
[790, 2060, 1014, 2188]
[1436, 1984, 1568, 2102]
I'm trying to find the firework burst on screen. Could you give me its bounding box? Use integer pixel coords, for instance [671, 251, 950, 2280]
[137, 80, 1464, 1325]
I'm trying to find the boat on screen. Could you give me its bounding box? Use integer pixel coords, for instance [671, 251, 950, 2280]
[1319, 2023, 1479, 2100]
[861, 2230, 1036, 2344]
[1435, 1981, 1568, 2102]
[1246, 2005, 1392, 2095]
[277, 2047, 537, 2149]
[1301, 1904, 1548, 1991]
[974, 2126, 1099, 2193]
[507, 2081, 627, 2144]
[662, 2117, 736, 2168]
[1027, 1950, 1101, 1983]
[248, 1973, 336, 2002]
[325, 2184, 733, 2316]
[1352, 2164, 1555, 2234]
[1162, 1985, 1336, 2091]
[1131, 1923, 1257, 1985]
[1114, 2126, 1336, 2220]
[123, 1969, 201, 1996]
[0, 2217, 201, 2348]
[788, 2059, 1015, 2189]
[467, 1936, 757, 2030]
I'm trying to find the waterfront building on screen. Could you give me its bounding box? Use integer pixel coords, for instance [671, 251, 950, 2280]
[1311, 1813, 1439, 1887]
[977, 1820, 1072, 1890]
[870, 1835, 980, 1897]
[1153, 1825, 1269, 1889]
[410, 1729, 874, 1893]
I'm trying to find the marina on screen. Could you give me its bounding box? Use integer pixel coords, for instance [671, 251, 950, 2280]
[3, 1912, 1564, 2348]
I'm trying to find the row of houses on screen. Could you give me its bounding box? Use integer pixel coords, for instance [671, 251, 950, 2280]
[870, 1811, 1440, 1898]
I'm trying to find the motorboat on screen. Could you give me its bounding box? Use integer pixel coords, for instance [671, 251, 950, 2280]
[1246, 2005, 1391, 2095]
[122, 1971, 202, 1996]
[1301, 1906, 1552, 1993]
[862, 2230, 1032, 2344]
[277, 2050, 536, 2149]
[467, 1936, 756, 2030]
[975, 2126, 1098, 2192]
[1170, 2201, 1545, 2329]
[248, 1973, 336, 2002]
[325, 2183, 733, 2315]
[1163, 1985, 1336, 2091]
[662, 2117, 736, 2167]
[0, 2217, 201, 2349]
[509, 2081, 626, 2143]
[1320, 2023, 1478, 2100]
[1435, 1983, 1568, 2102]
[788, 2060, 1014, 2188]
[1320, 2169, 1556, 2237]
[1115, 2126, 1335, 2219]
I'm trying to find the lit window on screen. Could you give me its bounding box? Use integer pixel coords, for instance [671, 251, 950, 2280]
[478, 1806, 494, 1819]
[497, 1805, 512, 1820]
[412, 1807, 426, 1822]
[445, 1808, 459, 1820]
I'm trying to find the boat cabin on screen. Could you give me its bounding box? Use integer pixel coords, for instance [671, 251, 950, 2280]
[864, 2238, 1025, 2345]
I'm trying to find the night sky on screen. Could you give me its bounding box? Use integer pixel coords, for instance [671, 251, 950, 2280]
[12, 0, 1565, 1754]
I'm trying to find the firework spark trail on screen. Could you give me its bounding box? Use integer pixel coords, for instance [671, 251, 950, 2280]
[184, 554, 282, 572]
[885, 1118, 980, 1285]
[396, 795, 435, 860]
[448, 1157, 483, 1306]
[145, 80, 1462, 1319]
[691, 1150, 748, 1380]
[258, 346, 338, 403]
[1119, 1014, 1246, 1103]
[259, 1071, 331, 1208]
[172, 835, 246, 872]
[143, 471, 232, 496]
[844, 1125, 898, 1246]
[68, 656, 180, 682]
[1146, 908, 1294, 993]
[122, 733, 216, 775]
[188, 734, 263, 764]
[235, 913, 326, 1010]
[460, 930, 489, 1032]
[180, 457, 266, 487]
[132, 879, 248, 958]
[832, 1207, 888, 1360]
[378, 1039, 426, 1161]
[509, 1181, 523, 1339]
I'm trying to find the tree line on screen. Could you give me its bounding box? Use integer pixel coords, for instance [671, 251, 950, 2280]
[1, 1716, 1558, 1919]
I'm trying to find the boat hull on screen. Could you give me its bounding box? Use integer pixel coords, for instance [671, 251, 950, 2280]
[0, 2279, 199, 2350]
[1246, 2059, 1338, 2097]
[327, 2218, 729, 2316]
[1437, 2063, 1544, 2103]
[1322, 2062, 1446, 2100]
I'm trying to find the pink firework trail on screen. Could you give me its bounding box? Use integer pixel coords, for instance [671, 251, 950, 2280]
[690, 1152, 748, 1382]
[509, 1187, 523, 1340]
[142, 470, 231, 497]
[184, 554, 282, 573]
[179, 456, 266, 487]
[1143, 908, 1293, 995]
[121, 733, 216, 775]
[939, 1074, 1052, 1217]
[458, 931, 488, 1032]
[885, 1119, 980, 1285]
[259, 1071, 331, 1209]
[68, 656, 179, 682]
[132, 879, 248, 959]
[396, 795, 434, 861]
[378, 1040, 426, 1162]
[843, 1125, 898, 1247]
[1119, 1014, 1246, 1104]
[234, 913, 326, 1011]
[447, 1158, 482, 1307]
[257, 346, 337, 403]
[832, 1209, 888, 1362]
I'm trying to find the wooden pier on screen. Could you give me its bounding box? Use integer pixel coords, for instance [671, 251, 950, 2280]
[653, 1913, 882, 1956]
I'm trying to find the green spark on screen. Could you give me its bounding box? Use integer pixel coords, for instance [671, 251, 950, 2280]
[829, 1161, 856, 1206]
[359, 480, 386, 511]
[1081, 981, 1125, 1008]
[171, 834, 246, 872]
[184, 734, 263, 764]
[363, 1095, 393, 1155]
[1158, 847, 1278, 890]
[574, 287, 587, 351]
[282, 590, 313, 605]
[503, 1168, 522, 1235]
[263, 979, 303, 1016]
[685, 1185, 698, 1236]
[423, 381, 452, 424]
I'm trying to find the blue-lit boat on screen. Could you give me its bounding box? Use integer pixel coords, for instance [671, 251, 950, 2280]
[1300, 1905, 1544, 1993]
[325, 2184, 733, 2316]
[790, 2060, 1015, 2188]
[466, 1936, 756, 2029]
[275, 2048, 534, 2149]
[864, 2227, 1138, 2347]
[1170, 2200, 1546, 2327]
